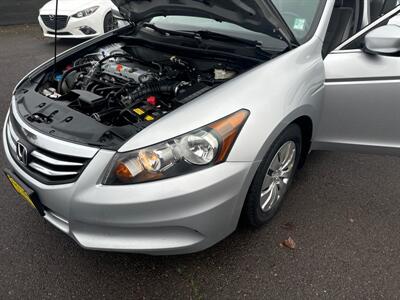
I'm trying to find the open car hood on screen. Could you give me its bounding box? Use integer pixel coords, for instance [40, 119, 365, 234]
[112, 0, 298, 47]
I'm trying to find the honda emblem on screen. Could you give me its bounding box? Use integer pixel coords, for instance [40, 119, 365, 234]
[16, 142, 28, 166]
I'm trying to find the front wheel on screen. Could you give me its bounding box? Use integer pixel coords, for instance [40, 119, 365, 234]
[104, 12, 117, 33]
[243, 124, 302, 227]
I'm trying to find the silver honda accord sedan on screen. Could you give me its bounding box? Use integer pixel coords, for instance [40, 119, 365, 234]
[3, 0, 400, 254]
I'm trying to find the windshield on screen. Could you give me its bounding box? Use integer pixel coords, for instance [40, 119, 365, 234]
[149, 16, 288, 52]
[271, 0, 324, 41]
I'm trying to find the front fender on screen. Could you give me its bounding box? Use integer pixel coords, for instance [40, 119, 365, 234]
[119, 36, 325, 163]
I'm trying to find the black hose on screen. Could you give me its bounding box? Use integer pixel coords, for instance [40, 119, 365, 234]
[57, 63, 92, 93]
[128, 82, 182, 105]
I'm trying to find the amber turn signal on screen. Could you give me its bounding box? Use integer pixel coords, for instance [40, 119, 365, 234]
[209, 110, 250, 163]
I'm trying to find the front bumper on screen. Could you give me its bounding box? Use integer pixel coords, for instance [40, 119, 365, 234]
[38, 13, 104, 39]
[3, 111, 256, 255]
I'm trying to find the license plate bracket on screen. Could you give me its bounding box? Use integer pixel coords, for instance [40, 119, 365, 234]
[4, 168, 45, 216]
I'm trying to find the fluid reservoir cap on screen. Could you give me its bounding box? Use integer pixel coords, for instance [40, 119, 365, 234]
[147, 96, 157, 106]
[116, 64, 123, 72]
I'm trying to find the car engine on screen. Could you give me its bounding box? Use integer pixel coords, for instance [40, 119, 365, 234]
[37, 43, 237, 128]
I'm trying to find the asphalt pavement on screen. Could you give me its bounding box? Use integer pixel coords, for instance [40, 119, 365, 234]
[0, 0, 47, 26]
[1, 25, 400, 299]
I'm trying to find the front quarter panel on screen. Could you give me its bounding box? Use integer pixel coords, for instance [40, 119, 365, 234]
[119, 37, 325, 163]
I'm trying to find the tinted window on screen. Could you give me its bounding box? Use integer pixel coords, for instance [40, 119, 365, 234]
[370, 0, 400, 22]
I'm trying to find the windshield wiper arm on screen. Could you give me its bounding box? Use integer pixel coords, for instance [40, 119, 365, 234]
[141, 24, 262, 48]
[141, 23, 196, 38]
[189, 30, 262, 47]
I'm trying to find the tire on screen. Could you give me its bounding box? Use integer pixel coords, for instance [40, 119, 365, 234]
[243, 124, 303, 227]
[103, 12, 116, 33]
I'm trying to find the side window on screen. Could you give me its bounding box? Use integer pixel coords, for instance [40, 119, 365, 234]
[322, 0, 361, 57]
[343, 18, 392, 49]
[370, 0, 400, 22]
[323, 1, 400, 54]
[344, 4, 400, 50]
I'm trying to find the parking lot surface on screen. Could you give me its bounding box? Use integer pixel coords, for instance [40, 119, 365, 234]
[1, 25, 400, 299]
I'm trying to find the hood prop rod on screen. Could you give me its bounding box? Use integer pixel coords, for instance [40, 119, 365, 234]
[53, 0, 59, 77]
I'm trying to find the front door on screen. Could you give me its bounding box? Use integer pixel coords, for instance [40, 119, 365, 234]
[313, 4, 400, 155]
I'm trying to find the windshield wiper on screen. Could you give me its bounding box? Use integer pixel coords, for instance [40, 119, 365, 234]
[141, 23, 195, 38]
[189, 30, 262, 47]
[141, 24, 262, 48]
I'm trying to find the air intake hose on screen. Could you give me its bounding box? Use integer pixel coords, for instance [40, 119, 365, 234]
[129, 81, 189, 104]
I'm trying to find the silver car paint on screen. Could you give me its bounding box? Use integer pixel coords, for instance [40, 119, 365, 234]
[4, 117, 257, 254]
[313, 4, 400, 155]
[9, 99, 99, 158]
[4, 0, 400, 254]
[120, 2, 335, 160]
[364, 24, 400, 54]
[120, 36, 326, 163]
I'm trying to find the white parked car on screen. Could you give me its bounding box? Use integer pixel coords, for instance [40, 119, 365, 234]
[38, 0, 120, 38]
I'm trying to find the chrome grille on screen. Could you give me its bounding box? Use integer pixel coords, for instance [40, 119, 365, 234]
[6, 114, 91, 185]
[40, 15, 69, 30]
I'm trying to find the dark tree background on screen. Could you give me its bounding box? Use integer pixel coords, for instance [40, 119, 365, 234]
[0, 0, 47, 25]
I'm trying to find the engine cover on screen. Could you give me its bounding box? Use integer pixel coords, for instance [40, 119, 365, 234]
[102, 62, 155, 83]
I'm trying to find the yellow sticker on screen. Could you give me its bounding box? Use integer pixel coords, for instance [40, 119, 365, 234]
[145, 115, 155, 121]
[133, 108, 145, 116]
[7, 175, 36, 209]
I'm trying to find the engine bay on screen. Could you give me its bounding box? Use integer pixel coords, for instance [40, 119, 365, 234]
[37, 43, 241, 129]
[13, 34, 262, 149]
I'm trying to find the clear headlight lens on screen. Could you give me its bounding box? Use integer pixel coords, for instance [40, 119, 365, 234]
[103, 110, 249, 185]
[72, 6, 99, 18]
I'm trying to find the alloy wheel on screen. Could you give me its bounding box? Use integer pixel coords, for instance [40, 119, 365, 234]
[260, 141, 297, 212]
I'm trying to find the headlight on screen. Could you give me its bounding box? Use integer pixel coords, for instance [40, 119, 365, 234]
[72, 6, 99, 18]
[103, 110, 249, 185]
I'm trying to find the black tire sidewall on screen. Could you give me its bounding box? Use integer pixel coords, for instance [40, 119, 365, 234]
[244, 124, 303, 227]
[104, 12, 114, 33]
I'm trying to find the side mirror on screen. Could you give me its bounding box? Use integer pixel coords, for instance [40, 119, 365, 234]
[364, 24, 400, 55]
[388, 14, 400, 27]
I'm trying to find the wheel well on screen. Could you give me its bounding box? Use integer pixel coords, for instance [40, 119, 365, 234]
[291, 116, 313, 169]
